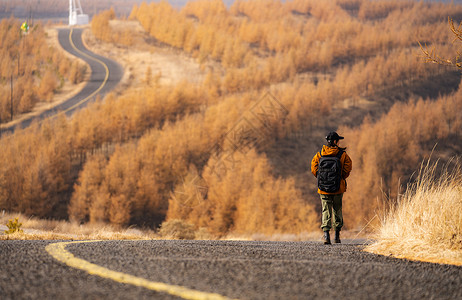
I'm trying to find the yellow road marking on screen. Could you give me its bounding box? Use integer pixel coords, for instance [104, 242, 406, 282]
[49, 28, 110, 120]
[45, 240, 235, 300]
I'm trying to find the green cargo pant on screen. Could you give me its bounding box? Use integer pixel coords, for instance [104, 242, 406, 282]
[320, 193, 343, 232]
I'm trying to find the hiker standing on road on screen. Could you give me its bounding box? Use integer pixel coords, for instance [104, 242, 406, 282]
[311, 132, 352, 244]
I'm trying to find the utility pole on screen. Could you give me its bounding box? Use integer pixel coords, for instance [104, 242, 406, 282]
[18, 29, 21, 77]
[10, 74, 13, 121]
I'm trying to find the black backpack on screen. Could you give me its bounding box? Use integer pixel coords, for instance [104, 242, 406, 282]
[317, 149, 344, 193]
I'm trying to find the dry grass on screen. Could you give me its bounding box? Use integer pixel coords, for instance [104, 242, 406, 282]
[0, 212, 369, 242]
[0, 212, 157, 240]
[366, 159, 462, 266]
[82, 20, 210, 90]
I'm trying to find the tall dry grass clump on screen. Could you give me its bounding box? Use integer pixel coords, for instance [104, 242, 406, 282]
[366, 159, 462, 265]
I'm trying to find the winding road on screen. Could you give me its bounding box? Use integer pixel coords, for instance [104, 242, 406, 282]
[0, 240, 461, 299]
[1, 27, 123, 133]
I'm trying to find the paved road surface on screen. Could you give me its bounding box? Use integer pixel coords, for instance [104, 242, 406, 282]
[1, 28, 123, 134]
[0, 240, 460, 299]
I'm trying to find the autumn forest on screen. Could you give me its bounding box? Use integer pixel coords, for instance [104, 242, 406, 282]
[1, 0, 462, 237]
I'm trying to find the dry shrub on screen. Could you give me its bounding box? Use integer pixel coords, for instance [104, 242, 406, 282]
[366, 159, 462, 265]
[194, 227, 214, 240]
[36, 69, 58, 101]
[91, 8, 115, 43]
[158, 219, 196, 240]
[68, 61, 86, 84]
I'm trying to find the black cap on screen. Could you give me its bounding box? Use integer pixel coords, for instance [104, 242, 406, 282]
[326, 131, 344, 141]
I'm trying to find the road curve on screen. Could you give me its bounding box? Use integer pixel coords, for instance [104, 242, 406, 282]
[2, 28, 123, 133]
[0, 240, 460, 299]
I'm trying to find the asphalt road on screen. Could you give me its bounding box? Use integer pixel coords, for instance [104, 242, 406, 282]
[0, 240, 460, 300]
[2, 27, 123, 133]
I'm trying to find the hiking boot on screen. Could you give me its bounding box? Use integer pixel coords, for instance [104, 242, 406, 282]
[334, 230, 341, 244]
[323, 231, 331, 245]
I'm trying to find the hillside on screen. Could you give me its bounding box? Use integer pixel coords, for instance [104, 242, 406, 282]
[0, 18, 87, 126]
[1, 0, 462, 238]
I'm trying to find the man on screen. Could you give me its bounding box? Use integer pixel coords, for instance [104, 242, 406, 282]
[311, 131, 352, 244]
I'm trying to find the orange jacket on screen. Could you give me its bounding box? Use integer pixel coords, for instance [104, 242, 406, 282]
[311, 145, 352, 195]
